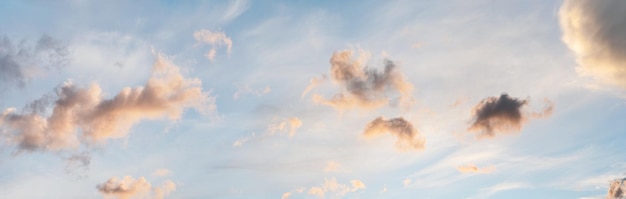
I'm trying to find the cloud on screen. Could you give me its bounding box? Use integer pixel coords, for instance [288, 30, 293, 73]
[306, 178, 366, 199]
[96, 176, 176, 199]
[221, 0, 249, 22]
[232, 132, 254, 147]
[193, 29, 233, 61]
[608, 178, 626, 199]
[559, 0, 626, 88]
[468, 93, 553, 138]
[0, 53, 216, 153]
[267, 117, 302, 137]
[457, 164, 495, 174]
[363, 117, 425, 151]
[309, 49, 414, 111]
[0, 34, 70, 89]
[301, 75, 327, 98]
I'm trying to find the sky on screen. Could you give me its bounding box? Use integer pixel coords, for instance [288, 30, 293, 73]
[0, 0, 625, 198]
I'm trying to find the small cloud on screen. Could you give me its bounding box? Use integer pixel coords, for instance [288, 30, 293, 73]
[267, 117, 302, 137]
[96, 176, 176, 199]
[301, 75, 327, 98]
[193, 29, 233, 61]
[308, 49, 414, 112]
[457, 164, 495, 174]
[306, 178, 366, 199]
[363, 117, 425, 151]
[232, 132, 255, 147]
[468, 93, 553, 138]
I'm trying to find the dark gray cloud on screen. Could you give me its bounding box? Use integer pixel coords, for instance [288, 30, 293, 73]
[560, 0, 626, 88]
[310, 50, 413, 111]
[363, 117, 424, 151]
[468, 93, 553, 138]
[608, 178, 625, 199]
[0, 35, 70, 89]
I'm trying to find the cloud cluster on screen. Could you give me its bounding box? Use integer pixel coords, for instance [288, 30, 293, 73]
[457, 164, 495, 174]
[309, 49, 414, 111]
[96, 176, 176, 199]
[559, 0, 626, 88]
[0, 34, 70, 88]
[363, 117, 425, 151]
[468, 93, 553, 138]
[608, 178, 626, 199]
[193, 29, 233, 61]
[0, 53, 215, 153]
[282, 178, 365, 199]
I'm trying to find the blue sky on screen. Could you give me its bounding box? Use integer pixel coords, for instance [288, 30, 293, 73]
[1, 0, 625, 198]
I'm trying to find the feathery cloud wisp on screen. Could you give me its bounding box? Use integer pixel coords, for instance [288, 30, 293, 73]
[457, 164, 495, 174]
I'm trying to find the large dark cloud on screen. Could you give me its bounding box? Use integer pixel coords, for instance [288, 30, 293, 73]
[0, 35, 70, 89]
[309, 49, 413, 111]
[559, 0, 626, 88]
[363, 117, 424, 151]
[468, 93, 553, 138]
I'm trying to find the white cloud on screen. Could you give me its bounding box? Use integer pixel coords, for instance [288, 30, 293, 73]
[559, 0, 626, 88]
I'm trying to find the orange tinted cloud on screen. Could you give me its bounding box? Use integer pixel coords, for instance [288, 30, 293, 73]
[308, 49, 413, 111]
[0, 53, 215, 153]
[364, 117, 425, 151]
[96, 176, 176, 199]
[193, 29, 232, 61]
